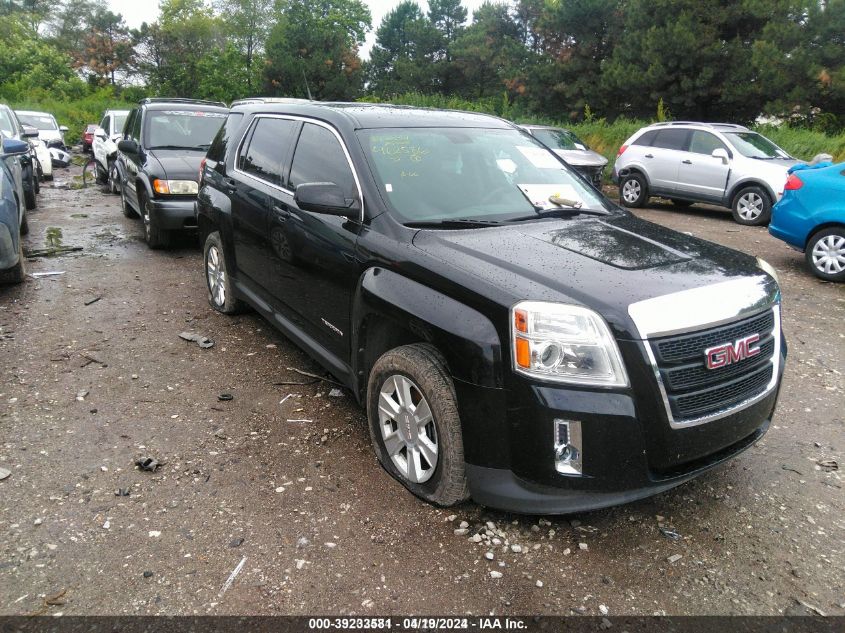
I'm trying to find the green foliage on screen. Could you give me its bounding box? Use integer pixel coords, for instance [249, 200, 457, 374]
[656, 98, 670, 123]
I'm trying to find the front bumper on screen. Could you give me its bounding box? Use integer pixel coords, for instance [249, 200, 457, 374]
[148, 197, 199, 231]
[455, 346, 784, 515]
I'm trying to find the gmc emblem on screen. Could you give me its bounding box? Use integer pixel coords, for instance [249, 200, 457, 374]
[705, 334, 761, 370]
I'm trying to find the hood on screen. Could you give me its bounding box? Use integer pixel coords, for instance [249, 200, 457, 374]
[146, 149, 204, 181]
[553, 148, 608, 168]
[37, 130, 63, 143]
[411, 213, 765, 338]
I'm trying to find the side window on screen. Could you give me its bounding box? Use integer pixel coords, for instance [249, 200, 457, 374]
[688, 131, 727, 155]
[99, 116, 108, 131]
[652, 129, 690, 151]
[237, 117, 298, 186]
[130, 110, 142, 143]
[207, 112, 244, 164]
[633, 130, 658, 147]
[289, 123, 356, 200]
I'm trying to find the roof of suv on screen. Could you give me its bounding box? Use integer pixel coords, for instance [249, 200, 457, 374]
[230, 101, 511, 130]
[139, 97, 227, 109]
[643, 121, 750, 133]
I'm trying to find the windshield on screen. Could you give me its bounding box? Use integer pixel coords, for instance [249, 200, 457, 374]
[725, 132, 790, 159]
[359, 127, 610, 223]
[144, 110, 227, 150]
[530, 128, 586, 151]
[113, 113, 128, 134]
[16, 113, 57, 130]
[0, 109, 16, 136]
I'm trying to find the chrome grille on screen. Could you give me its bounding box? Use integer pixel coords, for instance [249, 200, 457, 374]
[646, 307, 780, 426]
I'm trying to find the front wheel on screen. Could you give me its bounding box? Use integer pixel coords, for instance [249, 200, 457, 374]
[0, 239, 25, 284]
[203, 231, 247, 314]
[108, 161, 120, 194]
[139, 192, 169, 249]
[367, 344, 469, 507]
[731, 186, 771, 226]
[805, 227, 845, 282]
[619, 172, 648, 207]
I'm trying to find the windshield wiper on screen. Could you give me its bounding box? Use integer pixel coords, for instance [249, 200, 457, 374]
[509, 207, 611, 222]
[148, 145, 203, 150]
[405, 218, 503, 229]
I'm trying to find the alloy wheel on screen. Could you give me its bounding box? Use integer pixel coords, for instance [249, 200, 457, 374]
[377, 375, 438, 484]
[206, 244, 226, 306]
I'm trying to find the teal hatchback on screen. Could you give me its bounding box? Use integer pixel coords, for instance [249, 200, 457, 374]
[769, 161, 845, 282]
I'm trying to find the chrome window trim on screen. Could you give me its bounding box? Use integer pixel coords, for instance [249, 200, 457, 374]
[233, 113, 365, 222]
[642, 304, 781, 429]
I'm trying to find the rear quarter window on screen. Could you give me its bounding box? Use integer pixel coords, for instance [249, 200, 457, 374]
[652, 129, 690, 151]
[207, 112, 244, 164]
[633, 130, 658, 147]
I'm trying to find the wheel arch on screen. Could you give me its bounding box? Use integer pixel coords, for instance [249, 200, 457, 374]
[804, 221, 845, 250]
[727, 180, 776, 207]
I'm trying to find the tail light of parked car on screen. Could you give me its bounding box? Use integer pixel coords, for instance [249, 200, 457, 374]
[784, 174, 804, 191]
[199, 158, 206, 185]
[617, 145, 628, 157]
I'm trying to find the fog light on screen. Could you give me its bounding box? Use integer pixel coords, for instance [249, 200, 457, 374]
[554, 419, 582, 475]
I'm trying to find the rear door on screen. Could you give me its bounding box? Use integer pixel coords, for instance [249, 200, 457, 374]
[675, 130, 731, 201]
[230, 115, 300, 302]
[647, 128, 690, 193]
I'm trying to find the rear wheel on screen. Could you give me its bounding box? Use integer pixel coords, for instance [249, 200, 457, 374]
[20, 209, 29, 236]
[203, 231, 246, 314]
[0, 239, 25, 284]
[23, 165, 36, 210]
[120, 179, 136, 218]
[367, 344, 469, 507]
[731, 186, 771, 226]
[619, 172, 648, 207]
[805, 227, 845, 282]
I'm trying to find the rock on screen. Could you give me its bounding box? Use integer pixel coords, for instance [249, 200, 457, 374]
[446, 515, 457, 522]
[296, 537, 310, 549]
[295, 559, 306, 570]
[275, 486, 285, 493]
[471, 534, 482, 543]
[229, 538, 244, 548]
[486, 521, 496, 531]
[34, 518, 43, 526]
[0, 467, 11, 481]
[102, 520, 110, 529]
[511, 544, 522, 553]
[563, 548, 571, 555]
[492, 538, 502, 545]
[599, 604, 609, 615]
[459, 521, 469, 529]
[454, 528, 469, 536]
[578, 542, 588, 551]
[361, 598, 374, 609]
[148, 530, 161, 538]
[490, 571, 503, 579]
[485, 552, 495, 560]
[536, 580, 543, 588]
[325, 542, 337, 549]
[667, 554, 683, 564]
[143, 571, 154, 578]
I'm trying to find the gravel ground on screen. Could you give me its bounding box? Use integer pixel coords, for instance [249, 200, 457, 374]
[0, 168, 842, 616]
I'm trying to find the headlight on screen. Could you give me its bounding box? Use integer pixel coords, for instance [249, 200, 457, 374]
[152, 179, 198, 195]
[756, 257, 780, 285]
[511, 301, 629, 387]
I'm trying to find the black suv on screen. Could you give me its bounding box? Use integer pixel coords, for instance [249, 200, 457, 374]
[196, 102, 786, 513]
[116, 98, 228, 248]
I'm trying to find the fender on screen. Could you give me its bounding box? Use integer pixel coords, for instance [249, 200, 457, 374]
[725, 179, 777, 208]
[617, 164, 653, 189]
[352, 267, 504, 391]
[197, 184, 238, 270]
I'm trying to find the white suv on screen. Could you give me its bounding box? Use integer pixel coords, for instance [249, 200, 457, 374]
[613, 122, 798, 225]
[93, 109, 129, 193]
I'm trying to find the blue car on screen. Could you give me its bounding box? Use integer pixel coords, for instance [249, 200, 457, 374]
[0, 133, 30, 284]
[769, 161, 845, 282]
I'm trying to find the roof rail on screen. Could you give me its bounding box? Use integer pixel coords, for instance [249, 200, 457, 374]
[230, 97, 313, 107]
[649, 121, 750, 131]
[139, 97, 227, 108]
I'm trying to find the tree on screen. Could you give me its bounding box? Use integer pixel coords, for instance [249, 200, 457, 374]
[367, 1, 442, 95]
[213, 0, 274, 92]
[263, 0, 370, 100]
[0, 0, 53, 33]
[78, 9, 134, 85]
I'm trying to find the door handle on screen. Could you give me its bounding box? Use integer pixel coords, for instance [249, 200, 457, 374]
[272, 203, 290, 216]
[682, 160, 692, 164]
[222, 177, 237, 193]
[644, 154, 654, 159]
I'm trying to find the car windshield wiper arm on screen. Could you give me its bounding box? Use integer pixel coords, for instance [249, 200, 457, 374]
[509, 207, 611, 222]
[405, 218, 503, 228]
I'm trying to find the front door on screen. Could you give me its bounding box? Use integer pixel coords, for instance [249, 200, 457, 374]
[675, 130, 731, 201]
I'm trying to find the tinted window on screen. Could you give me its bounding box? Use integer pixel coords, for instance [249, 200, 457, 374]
[129, 110, 141, 142]
[652, 129, 689, 151]
[633, 130, 658, 146]
[207, 112, 244, 163]
[290, 123, 356, 199]
[688, 131, 727, 155]
[238, 117, 298, 185]
[99, 116, 109, 130]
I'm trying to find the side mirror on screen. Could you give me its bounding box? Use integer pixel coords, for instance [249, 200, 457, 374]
[59, 125, 69, 133]
[21, 125, 39, 138]
[2, 138, 31, 155]
[118, 139, 138, 154]
[294, 182, 360, 217]
[711, 148, 730, 164]
[94, 127, 107, 140]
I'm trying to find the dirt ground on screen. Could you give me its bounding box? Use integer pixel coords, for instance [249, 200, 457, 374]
[1, 166, 842, 616]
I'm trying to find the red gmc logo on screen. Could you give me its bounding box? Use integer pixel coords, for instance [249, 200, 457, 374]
[705, 334, 761, 370]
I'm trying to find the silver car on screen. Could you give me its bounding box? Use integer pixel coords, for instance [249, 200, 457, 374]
[521, 125, 608, 188]
[613, 122, 798, 225]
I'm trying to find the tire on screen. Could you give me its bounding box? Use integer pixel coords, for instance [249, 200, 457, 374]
[139, 191, 169, 249]
[731, 186, 771, 226]
[20, 209, 29, 236]
[120, 178, 136, 218]
[23, 166, 36, 210]
[203, 231, 247, 314]
[96, 161, 108, 185]
[366, 343, 469, 507]
[805, 227, 845, 282]
[108, 161, 120, 194]
[670, 198, 693, 207]
[619, 172, 648, 208]
[0, 239, 25, 284]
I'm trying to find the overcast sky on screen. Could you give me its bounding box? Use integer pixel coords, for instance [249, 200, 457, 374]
[106, 0, 488, 59]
